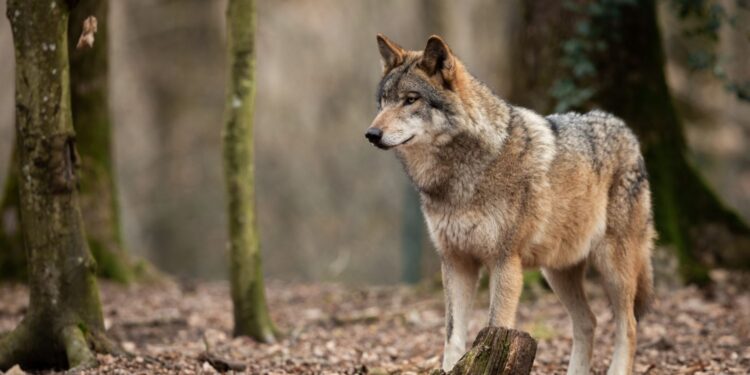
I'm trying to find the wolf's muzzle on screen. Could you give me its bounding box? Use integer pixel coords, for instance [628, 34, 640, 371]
[365, 128, 383, 145]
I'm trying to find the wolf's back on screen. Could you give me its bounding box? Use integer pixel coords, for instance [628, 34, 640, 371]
[546, 110, 643, 175]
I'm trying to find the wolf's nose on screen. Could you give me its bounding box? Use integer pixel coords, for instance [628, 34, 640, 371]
[365, 128, 383, 143]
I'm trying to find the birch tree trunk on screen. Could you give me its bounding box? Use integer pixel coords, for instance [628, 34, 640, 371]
[223, 0, 276, 342]
[0, 0, 115, 370]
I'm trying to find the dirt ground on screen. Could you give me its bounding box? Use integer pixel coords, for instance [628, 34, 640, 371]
[0, 271, 749, 374]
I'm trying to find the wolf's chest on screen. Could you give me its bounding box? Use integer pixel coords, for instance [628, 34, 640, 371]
[423, 207, 505, 258]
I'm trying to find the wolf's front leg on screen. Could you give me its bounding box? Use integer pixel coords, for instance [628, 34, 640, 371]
[441, 254, 480, 371]
[488, 255, 523, 328]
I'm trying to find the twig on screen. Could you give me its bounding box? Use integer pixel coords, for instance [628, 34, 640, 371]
[198, 332, 246, 373]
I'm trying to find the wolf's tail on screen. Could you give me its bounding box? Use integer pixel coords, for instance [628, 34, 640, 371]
[634, 255, 654, 321]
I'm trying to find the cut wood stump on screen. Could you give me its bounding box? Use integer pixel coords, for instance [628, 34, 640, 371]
[431, 327, 537, 375]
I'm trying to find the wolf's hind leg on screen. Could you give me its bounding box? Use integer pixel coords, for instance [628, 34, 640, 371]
[593, 239, 638, 375]
[441, 254, 480, 371]
[488, 255, 523, 328]
[543, 262, 596, 375]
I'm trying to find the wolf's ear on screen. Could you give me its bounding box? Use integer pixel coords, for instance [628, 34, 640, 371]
[419, 35, 455, 83]
[376, 34, 405, 73]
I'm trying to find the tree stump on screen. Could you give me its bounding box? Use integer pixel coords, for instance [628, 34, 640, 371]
[431, 327, 537, 375]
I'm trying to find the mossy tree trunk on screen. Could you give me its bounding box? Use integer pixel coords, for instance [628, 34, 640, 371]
[67, 0, 134, 283]
[0, 0, 140, 283]
[0, 0, 115, 370]
[223, 0, 276, 342]
[513, 0, 750, 283]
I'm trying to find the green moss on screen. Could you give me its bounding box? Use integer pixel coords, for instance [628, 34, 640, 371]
[87, 240, 131, 284]
[61, 325, 97, 370]
[76, 322, 88, 335]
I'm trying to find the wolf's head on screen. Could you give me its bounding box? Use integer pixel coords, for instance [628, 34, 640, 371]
[366, 34, 466, 151]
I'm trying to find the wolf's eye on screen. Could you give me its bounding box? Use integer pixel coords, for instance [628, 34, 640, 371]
[404, 94, 420, 106]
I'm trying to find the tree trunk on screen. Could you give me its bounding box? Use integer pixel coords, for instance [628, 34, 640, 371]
[431, 327, 537, 375]
[0, 0, 143, 283]
[512, 0, 750, 283]
[223, 0, 276, 342]
[67, 0, 135, 283]
[0, 0, 115, 370]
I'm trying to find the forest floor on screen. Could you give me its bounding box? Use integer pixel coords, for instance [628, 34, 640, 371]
[0, 271, 749, 374]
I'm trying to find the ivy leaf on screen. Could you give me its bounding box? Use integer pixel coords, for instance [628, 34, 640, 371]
[576, 21, 592, 36]
[572, 59, 596, 78]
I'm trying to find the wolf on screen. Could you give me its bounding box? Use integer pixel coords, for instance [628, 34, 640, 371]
[366, 34, 655, 375]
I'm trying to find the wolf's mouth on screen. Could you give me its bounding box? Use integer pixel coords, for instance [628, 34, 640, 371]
[374, 142, 390, 150]
[398, 135, 415, 146]
[371, 135, 415, 150]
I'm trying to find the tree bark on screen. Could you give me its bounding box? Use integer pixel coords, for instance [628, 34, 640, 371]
[223, 0, 276, 342]
[0, 0, 115, 370]
[512, 0, 750, 283]
[431, 327, 537, 375]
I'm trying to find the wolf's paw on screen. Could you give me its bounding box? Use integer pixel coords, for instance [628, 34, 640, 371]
[441, 346, 464, 371]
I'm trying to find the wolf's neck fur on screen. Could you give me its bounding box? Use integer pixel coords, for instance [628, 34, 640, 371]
[397, 71, 512, 204]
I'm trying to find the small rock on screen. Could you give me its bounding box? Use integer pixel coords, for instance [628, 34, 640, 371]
[201, 361, 217, 373]
[121, 341, 136, 352]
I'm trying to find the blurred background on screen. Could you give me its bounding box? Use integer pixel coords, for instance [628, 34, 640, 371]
[0, 0, 748, 284]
